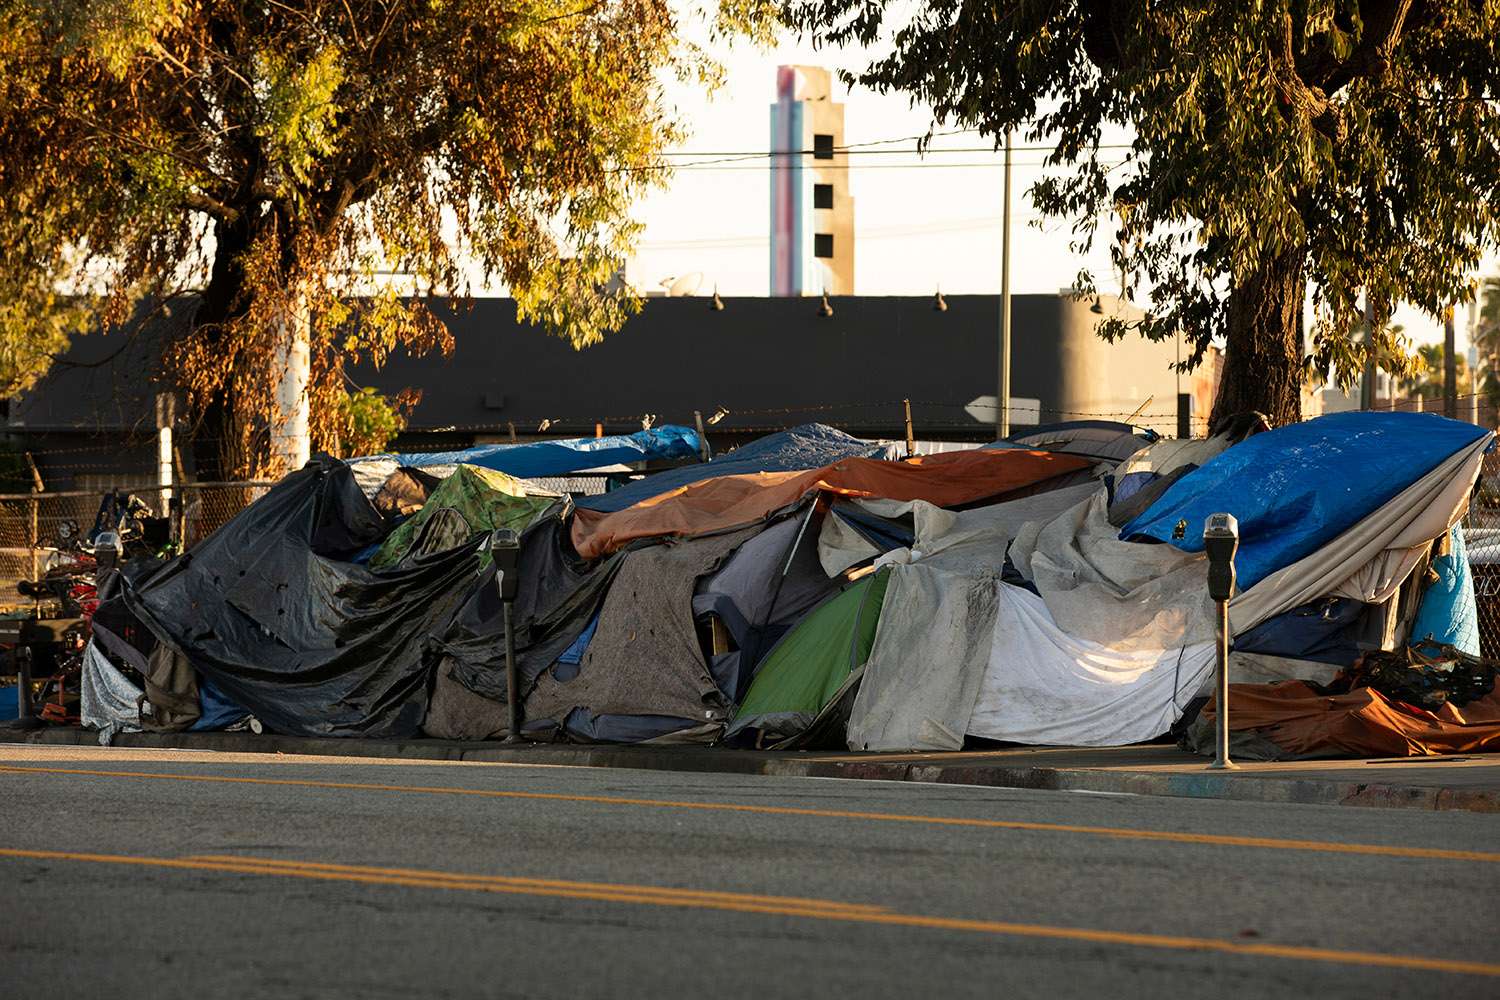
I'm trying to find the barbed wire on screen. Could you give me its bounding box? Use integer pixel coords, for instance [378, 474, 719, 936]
[5, 392, 1492, 464]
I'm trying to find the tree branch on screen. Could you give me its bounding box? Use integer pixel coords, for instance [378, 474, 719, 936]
[182, 190, 238, 223]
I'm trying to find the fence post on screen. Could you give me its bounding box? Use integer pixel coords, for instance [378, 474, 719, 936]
[26, 495, 37, 582]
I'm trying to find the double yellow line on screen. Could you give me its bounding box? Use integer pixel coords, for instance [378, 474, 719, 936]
[4, 764, 1499, 864]
[3, 847, 1498, 978]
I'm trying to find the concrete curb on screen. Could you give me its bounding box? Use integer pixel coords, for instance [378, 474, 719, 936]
[6, 725, 1498, 814]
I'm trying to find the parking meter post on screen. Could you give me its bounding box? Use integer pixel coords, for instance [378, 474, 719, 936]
[1211, 596, 1236, 770]
[503, 601, 520, 743]
[490, 529, 523, 744]
[1203, 513, 1240, 771]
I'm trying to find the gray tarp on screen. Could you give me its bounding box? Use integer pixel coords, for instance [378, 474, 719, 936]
[524, 525, 761, 741]
[79, 637, 144, 745]
[845, 484, 1101, 751]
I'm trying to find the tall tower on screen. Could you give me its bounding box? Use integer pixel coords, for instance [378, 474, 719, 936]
[769, 66, 854, 297]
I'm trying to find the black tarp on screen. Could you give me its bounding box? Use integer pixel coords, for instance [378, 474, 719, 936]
[123, 458, 485, 738]
[432, 511, 628, 705]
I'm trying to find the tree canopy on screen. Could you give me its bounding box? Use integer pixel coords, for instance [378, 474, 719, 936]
[0, 0, 773, 477]
[786, 0, 1500, 428]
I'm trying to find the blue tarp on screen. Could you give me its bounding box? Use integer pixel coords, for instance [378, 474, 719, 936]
[1121, 412, 1489, 590]
[1232, 596, 1364, 665]
[1409, 524, 1481, 655]
[355, 425, 703, 480]
[573, 423, 898, 514]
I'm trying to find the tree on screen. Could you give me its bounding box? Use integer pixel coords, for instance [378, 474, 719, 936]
[0, 0, 774, 478]
[1397, 338, 1473, 399]
[785, 1, 1500, 428]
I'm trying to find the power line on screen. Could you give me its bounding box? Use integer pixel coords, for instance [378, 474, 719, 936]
[642, 212, 1066, 250]
[628, 158, 1127, 174]
[659, 144, 1135, 158]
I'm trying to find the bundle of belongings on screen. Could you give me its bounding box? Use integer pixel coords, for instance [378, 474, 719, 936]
[65, 412, 1497, 761]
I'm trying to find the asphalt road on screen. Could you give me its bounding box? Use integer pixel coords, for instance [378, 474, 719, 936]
[2, 745, 1498, 999]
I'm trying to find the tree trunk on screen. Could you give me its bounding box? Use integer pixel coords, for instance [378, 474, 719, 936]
[1209, 245, 1305, 431]
[188, 213, 254, 482]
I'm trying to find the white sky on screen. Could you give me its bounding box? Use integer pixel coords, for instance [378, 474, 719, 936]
[608, 32, 1498, 360]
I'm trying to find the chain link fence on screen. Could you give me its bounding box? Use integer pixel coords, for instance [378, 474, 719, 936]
[0, 482, 275, 604]
[1462, 448, 1500, 660]
[3, 451, 1500, 656]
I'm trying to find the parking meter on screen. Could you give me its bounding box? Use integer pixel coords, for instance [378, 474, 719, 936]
[94, 530, 123, 574]
[1203, 514, 1239, 601]
[1203, 513, 1239, 770]
[489, 528, 523, 742]
[490, 529, 520, 601]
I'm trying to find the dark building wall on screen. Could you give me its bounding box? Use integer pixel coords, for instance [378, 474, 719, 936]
[3, 291, 1189, 487]
[355, 292, 1183, 447]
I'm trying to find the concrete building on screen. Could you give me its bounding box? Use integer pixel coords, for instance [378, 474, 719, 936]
[770, 66, 854, 297]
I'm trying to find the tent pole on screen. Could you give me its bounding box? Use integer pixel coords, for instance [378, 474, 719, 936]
[764, 499, 820, 628]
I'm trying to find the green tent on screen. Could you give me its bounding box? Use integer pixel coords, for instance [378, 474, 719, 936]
[369, 465, 558, 570]
[733, 567, 891, 720]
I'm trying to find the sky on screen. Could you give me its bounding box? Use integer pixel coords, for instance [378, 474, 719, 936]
[606, 30, 1499, 361]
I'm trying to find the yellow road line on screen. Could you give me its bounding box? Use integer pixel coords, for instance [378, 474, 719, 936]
[180, 855, 890, 913]
[4, 764, 1497, 864]
[2, 847, 1497, 978]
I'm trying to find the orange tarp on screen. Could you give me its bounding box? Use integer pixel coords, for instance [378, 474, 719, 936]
[570, 448, 1093, 560]
[1202, 681, 1500, 758]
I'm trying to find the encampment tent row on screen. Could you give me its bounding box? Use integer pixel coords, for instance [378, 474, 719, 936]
[57, 413, 1500, 759]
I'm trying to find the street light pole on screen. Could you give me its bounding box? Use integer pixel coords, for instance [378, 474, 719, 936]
[997, 128, 1013, 441]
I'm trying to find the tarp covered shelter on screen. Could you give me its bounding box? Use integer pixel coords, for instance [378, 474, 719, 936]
[726, 567, 891, 747]
[123, 459, 482, 738]
[691, 512, 852, 702]
[571, 446, 1095, 560]
[849, 412, 1490, 751]
[358, 425, 703, 479]
[995, 420, 1160, 463]
[368, 464, 559, 570]
[522, 525, 763, 743]
[573, 423, 897, 515]
[1121, 411, 1490, 589]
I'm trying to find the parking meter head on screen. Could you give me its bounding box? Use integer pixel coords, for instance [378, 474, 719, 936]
[94, 530, 123, 572]
[1202, 513, 1238, 601]
[489, 528, 521, 601]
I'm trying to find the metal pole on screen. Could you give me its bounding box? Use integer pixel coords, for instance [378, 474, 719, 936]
[694, 410, 711, 463]
[997, 128, 1013, 441]
[14, 646, 33, 723]
[27, 495, 38, 582]
[503, 601, 520, 743]
[1445, 304, 1458, 420]
[1208, 597, 1238, 770]
[1361, 296, 1376, 410]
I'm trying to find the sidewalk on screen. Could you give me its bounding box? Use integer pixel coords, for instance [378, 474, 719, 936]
[7, 723, 1499, 813]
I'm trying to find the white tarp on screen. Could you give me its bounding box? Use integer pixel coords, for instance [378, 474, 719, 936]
[967, 585, 1216, 746]
[845, 484, 1100, 751]
[848, 431, 1489, 751]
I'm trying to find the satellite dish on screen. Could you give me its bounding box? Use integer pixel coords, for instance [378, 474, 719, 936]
[665, 271, 703, 297]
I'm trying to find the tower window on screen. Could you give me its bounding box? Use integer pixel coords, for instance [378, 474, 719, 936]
[813, 184, 833, 209]
[813, 134, 834, 159]
[814, 233, 834, 258]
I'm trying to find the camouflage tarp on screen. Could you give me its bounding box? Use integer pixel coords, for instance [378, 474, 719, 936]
[369, 465, 560, 570]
